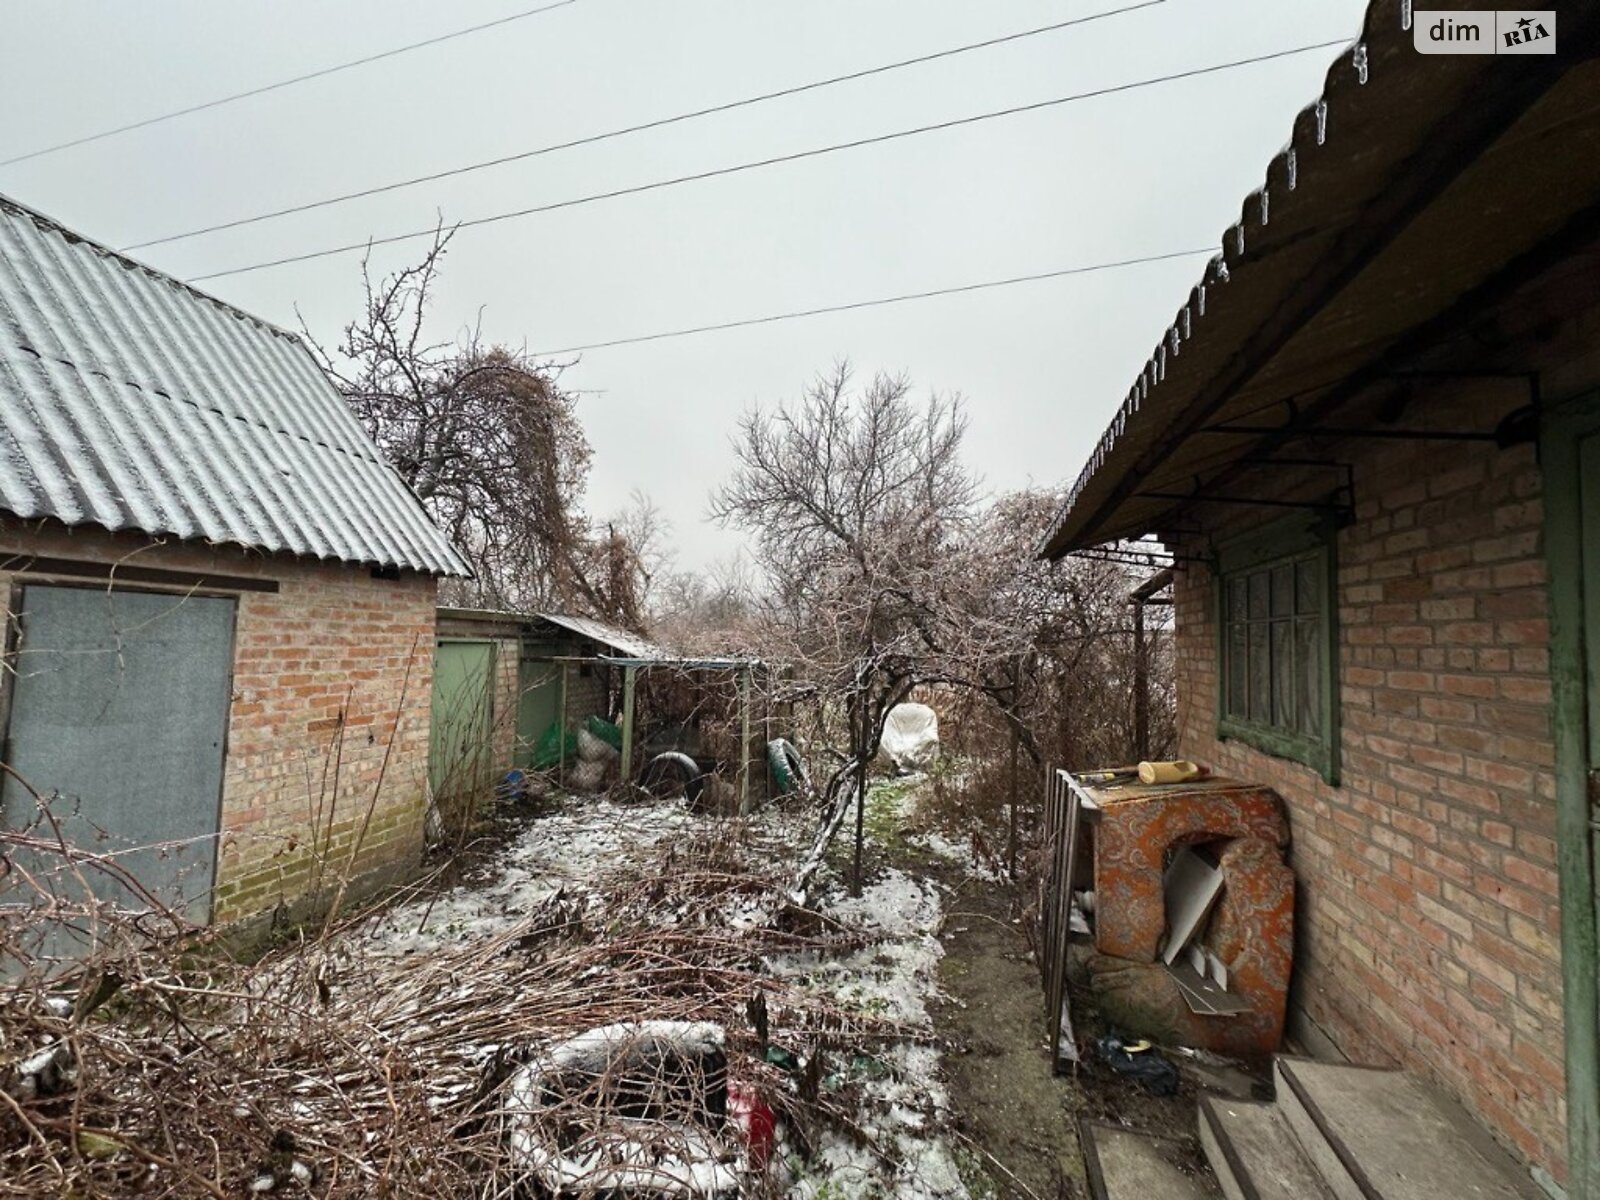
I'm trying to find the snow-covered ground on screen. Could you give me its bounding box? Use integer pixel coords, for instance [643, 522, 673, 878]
[909, 830, 1006, 883]
[344, 789, 975, 1199]
[355, 798, 697, 955]
[772, 866, 969, 1200]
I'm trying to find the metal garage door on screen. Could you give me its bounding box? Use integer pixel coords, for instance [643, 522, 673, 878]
[1, 585, 235, 943]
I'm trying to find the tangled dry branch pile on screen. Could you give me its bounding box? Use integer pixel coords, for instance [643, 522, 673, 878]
[0, 813, 934, 1198]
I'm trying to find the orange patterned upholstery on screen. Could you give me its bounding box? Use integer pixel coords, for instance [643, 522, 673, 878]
[1091, 779, 1288, 962]
[1084, 777, 1294, 1056]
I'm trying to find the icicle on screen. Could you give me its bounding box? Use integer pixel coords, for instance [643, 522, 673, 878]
[1197, 286, 1207, 316]
[1315, 99, 1328, 144]
[1169, 326, 1180, 355]
[1353, 43, 1369, 85]
[1401, 0, 1413, 31]
[1287, 148, 1298, 191]
[1260, 189, 1270, 225]
[1182, 306, 1193, 338]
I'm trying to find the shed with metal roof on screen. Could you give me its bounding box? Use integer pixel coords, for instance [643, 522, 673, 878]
[0, 194, 467, 944]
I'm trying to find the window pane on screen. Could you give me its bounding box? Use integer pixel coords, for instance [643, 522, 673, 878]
[1228, 623, 1247, 717]
[1249, 571, 1270, 620]
[1296, 616, 1322, 737]
[1229, 577, 1248, 622]
[1272, 620, 1293, 728]
[1249, 622, 1270, 723]
[1296, 557, 1319, 616]
[1271, 564, 1294, 617]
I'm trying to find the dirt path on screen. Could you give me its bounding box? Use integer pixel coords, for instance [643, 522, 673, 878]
[865, 775, 1222, 1200]
[930, 864, 1087, 1200]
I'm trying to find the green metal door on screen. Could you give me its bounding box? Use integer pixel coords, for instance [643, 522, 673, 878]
[517, 656, 561, 768]
[1543, 395, 1600, 1199]
[430, 639, 496, 806]
[1583, 430, 1600, 771]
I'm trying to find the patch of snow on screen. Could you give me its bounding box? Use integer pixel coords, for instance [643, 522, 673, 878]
[770, 870, 943, 1024]
[357, 799, 694, 955]
[909, 831, 1005, 883]
[773, 865, 968, 1200]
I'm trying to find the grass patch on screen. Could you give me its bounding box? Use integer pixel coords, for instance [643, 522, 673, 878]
[952, 1144, 1002, 1200]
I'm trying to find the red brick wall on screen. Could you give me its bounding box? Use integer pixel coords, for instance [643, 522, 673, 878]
[0, 519, 438, 925]
[1167, 397, 1565, 1175]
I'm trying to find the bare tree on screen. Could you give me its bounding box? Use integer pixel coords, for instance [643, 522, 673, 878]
[651, 555, 759, 655]
[711, 362, 1176, 892]
[308, 229, 597, 612]
[711, 362, 978, 893]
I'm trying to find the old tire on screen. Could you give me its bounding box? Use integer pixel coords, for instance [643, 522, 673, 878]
[766, 739, 808, 797]
[641, 751, 705, 806]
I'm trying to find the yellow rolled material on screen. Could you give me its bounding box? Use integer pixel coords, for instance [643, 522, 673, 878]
[1138, 759, 1204, 785]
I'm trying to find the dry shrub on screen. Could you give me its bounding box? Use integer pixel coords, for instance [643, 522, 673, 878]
[1, 812, 920, 1198]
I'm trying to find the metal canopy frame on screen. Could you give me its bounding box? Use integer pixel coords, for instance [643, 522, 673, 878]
[549, 653, 766, 809]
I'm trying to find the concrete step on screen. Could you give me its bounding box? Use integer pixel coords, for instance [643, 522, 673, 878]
[1198, 1093, 1336, 1200]
[1273, 1057, 1543, 1200]
[1082, 1119, 1221, 1200]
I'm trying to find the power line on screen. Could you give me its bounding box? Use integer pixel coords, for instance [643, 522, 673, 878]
[189, 37, 1349, 283]
[0, 0, 581, 169]
[123, 0, 1165, 252]
[532, 248, 1216, 355]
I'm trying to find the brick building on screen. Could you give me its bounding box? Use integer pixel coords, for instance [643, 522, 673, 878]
[0, 195, 469, 948]
[1041, 5, 1600, 1194]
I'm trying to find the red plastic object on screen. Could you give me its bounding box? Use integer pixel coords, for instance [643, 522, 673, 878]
[727, 1083, 775, 1167]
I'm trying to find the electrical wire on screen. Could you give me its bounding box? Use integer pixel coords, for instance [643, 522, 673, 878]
[0, 0, 581, 169]
[531, 248, 1216, 355]
[189, 38, 1350, 282]
[123, 0, 1164, 252]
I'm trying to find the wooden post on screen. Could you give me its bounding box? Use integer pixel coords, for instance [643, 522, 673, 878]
[619, 665, 637, 785]
[1007, 655, 1021, 879]
[738, 665, 752, 813]
[557, 661, 569, 787]
[851, 757, 867, 898]
[851, 687, 867, 898]
[1540, 398, 1600, 1199]
[1133, 598, 1149, 761]
[1008, 720, 1021, 880]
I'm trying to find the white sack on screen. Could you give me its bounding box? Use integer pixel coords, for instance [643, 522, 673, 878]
[878, 703, 940, 774]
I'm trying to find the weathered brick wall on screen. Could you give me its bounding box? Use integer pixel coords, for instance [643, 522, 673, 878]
[565, 663, 611, 726]
[0, 519, 437, 926]
[1166, 387, 1564, 1173]
[489, 636, 522, 771]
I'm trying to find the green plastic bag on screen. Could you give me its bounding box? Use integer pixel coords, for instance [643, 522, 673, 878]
[584, 715, 623, 751]
[531, 722, 578, 769]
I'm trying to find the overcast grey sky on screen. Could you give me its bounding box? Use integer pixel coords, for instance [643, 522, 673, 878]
[1, 0, 1367, 571]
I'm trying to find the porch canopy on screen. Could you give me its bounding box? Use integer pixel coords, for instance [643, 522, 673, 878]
[1041, 0, 1600, 559]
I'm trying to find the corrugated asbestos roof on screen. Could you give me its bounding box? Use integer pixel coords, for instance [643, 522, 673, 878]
[0, 195, 471, 576]
[533, 612, 677, 661]
[1041, 0, 1600, 557]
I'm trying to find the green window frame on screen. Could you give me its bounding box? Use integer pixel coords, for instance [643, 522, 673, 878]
[1214, 512, 1340, 784]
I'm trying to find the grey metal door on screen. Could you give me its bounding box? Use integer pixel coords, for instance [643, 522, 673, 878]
[1, 585, 235, 944]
